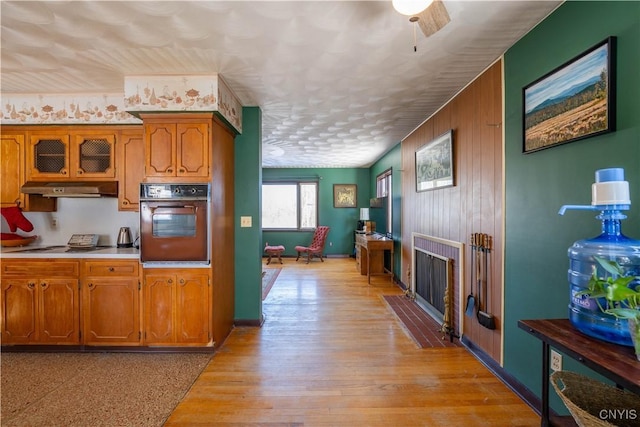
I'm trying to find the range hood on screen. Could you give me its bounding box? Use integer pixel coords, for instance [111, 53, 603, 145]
[21, 181, 118, 198]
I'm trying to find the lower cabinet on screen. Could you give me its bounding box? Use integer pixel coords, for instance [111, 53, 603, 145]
[143, 269, 211, 346]
[1, 261, 80, 344]
[1, 259, 213, 349]
[81, 260, 140, 346]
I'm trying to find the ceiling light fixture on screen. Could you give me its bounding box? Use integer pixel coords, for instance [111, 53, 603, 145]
[394, 0, 451, 52]
[392, 0, 433, 16]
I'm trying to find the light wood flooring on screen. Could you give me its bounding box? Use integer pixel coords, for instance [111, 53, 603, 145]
[165, 257, 539, 426]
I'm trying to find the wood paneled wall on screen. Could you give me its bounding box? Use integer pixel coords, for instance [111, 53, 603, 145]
[401, 61, 503, 362]
[210, 116, 236, 346]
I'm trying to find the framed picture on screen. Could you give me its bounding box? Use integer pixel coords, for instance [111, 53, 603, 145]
[415, 129, 454, 192]
[523, 36, 616, 154]
[333, 184, 357, 208]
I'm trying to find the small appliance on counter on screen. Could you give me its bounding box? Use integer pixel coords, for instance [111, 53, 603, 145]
[116, 227, 133, 248]
[67, 233, 99, 249]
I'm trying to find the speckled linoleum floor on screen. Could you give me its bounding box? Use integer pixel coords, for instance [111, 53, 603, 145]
[1, 352, 213, 427]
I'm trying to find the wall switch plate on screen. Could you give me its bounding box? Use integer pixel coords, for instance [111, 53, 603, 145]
[551, 349, 562, 372]
[240, 216, 252, 228]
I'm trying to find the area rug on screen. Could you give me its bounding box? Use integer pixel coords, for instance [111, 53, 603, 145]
[1, 352, 212, 427]
[383, 295, 461, 349]
[262, 267, 282, 300]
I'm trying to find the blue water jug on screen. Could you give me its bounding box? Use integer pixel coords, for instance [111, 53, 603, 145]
[559, 168, 640, 346]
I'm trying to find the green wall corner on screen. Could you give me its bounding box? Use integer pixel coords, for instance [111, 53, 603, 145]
[503, 0, 640, 413]
[234, 106, 263, 322]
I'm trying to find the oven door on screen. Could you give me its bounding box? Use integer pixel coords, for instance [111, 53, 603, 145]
[140, 200, 209, 263]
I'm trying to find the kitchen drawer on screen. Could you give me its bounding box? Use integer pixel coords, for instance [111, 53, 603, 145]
[1, 260, 79, 276]
[82, 260, 139, 276]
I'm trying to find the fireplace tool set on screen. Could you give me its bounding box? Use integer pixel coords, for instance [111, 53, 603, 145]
[466, 233, 496, 329]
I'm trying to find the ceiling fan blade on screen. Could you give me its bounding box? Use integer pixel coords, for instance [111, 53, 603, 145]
[415, 0, 450, 37]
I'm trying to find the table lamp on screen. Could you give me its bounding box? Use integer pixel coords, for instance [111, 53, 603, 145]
[360, 208, 370, 232]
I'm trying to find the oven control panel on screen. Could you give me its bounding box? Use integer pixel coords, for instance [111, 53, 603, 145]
[140, 183, 210, 200]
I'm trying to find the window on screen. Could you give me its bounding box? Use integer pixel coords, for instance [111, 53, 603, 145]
[376, 169, 392, 235]
[262, 182, 318, 230]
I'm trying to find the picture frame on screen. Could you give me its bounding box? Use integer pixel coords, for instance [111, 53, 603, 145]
[523, 36, 616, 154]
[415, 129, 454, 192]
[333, 184, 357, 208]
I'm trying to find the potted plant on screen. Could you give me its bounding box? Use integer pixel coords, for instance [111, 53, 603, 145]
[577, 256, 640, 360]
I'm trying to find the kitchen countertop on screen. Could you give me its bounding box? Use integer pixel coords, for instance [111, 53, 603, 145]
[1, 245, 140, 259]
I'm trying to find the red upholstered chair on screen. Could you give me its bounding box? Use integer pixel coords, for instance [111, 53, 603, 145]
[294, 226, 330, 264]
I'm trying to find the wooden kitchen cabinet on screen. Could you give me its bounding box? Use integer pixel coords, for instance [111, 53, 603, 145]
[117, 129, 145, 211]
[143, 269, 211, 346]
[1, 132, 25, 207]
[141, 113, 211, 180]
[1, 131, 55, 211]
[26, 129, 116, 180]
[81, 260, 141, 346]
[1, 260, 80, 345]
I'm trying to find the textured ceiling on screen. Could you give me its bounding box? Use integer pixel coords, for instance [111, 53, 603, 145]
[0, 0, 561, 168]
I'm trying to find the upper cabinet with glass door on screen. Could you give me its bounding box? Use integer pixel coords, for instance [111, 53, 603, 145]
[26, 130, 116, 180]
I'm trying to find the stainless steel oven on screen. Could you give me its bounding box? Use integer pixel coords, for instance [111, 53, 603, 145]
[139, 183, 210, 263]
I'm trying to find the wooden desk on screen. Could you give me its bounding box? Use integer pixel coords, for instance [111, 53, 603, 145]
[355, 233, 394, 283]
[518, 319, 640, 427]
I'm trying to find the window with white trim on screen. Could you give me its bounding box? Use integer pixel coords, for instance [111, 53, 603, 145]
[376, 169, 392, 235]
[262, 182, 318, 230]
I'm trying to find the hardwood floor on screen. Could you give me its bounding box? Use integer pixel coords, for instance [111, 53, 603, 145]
[165, 258, 539, 426]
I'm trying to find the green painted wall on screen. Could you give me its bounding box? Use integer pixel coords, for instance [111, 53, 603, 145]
[369, 143, 402, 278]
[504, 0, 640, 412]
[262, 168, 370, 257]
[234, 107, 263, 322]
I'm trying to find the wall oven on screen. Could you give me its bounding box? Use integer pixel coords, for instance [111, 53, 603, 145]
[139, 183, 210, 264]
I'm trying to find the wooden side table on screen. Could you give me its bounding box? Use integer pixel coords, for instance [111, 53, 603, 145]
[354, 233, 394, 283]
[518, 318, 639, 426]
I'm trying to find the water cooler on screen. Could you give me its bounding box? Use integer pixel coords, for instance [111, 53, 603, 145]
[559, 168, 640, 346]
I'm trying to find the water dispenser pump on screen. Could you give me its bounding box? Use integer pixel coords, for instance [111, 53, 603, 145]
[559, 168, 640, 346]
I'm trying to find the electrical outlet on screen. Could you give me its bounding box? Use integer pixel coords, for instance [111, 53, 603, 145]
[51, 217, 58, 228]
[551, 350, 562, 372]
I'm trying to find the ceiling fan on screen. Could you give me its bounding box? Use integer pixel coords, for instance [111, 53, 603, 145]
[393, 0, 451, 49]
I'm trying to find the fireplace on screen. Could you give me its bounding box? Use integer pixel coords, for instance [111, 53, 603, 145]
[413, 250, 453, 335]
[411, 233, 463, 341]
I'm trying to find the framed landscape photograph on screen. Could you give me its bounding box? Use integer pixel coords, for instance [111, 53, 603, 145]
[523, 36, 616, 153]
[415, 129, 454, 192]
[333, 184, 357, 208]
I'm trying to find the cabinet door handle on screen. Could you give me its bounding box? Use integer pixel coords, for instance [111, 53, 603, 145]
[77, 170, 83, 174]
[168, 279, 173, 284]
[109, 267, 114, 272]
[179, 168, 186, 173]
[88, 283, 94, 289]
[28, 282, 35, 289]
[167, 168, 173, 173]
[179, 278, 185, 284]
[41, 282, 47, 288]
